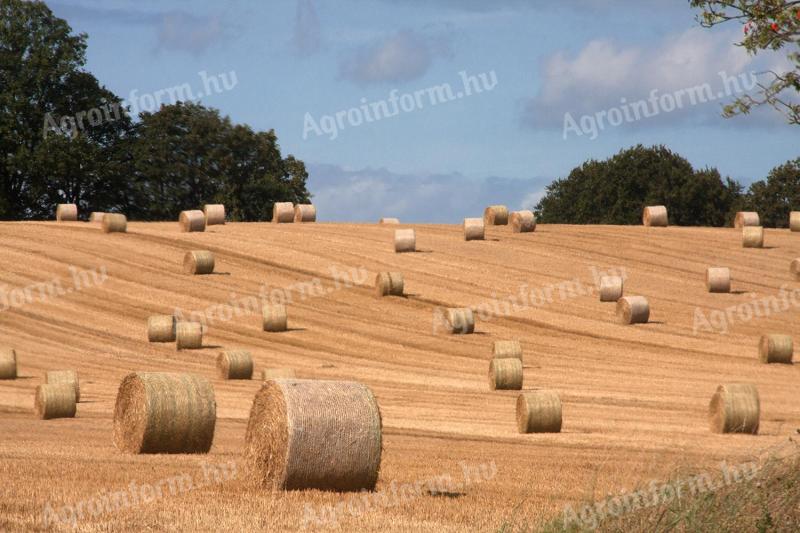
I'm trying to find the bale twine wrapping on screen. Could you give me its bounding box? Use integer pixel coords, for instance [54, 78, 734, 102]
[616, 296, 649, 324]
[791, 259, 800, 281]
[791, 212, 800, 232]
[45, 370, 80, 402]
[599, 276, 624, 302]
[642, 205, 668, 227]
[203, 204, 225, 225]
[758, 334, 793, 364]
[113, 372, 216, 453]
[394, 229, 416, 253]
[0, 348, 17, 379]
[273, 202, 294, 223]
[262, 368, 297, 380]
[484, 205, 509, 225]
[148, 315, 176, 342]
[492, 340, 522, 360]
[444, 308, 475, 334]
[56, 203, 78, 222]
[489, 358, 523, 390]
[516, 390, 562, 433]
[293, 204, 316, 223]
[464, 218, 485, 241]
[708, 383, 759, 434]
[102, 213, 127, 233]
[179, 210, 206, 232]
[734, 211, 760, 228]
[35, 384, 76, 420]
[183, 250, 215, 275]
[89, 212, 106, 223]
[742, 226, 764, 248]
[176, 322, 203, 350]
[263, 304, 288, 332]
[379, 217, 399, 224]
[217, 350, 254, 379]
[244, 379, 382, 491]
[706, 267, 731, 293]
[510, 210, 536, 233]
[375, 272, 404, 297]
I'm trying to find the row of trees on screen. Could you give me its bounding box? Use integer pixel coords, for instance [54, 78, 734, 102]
[0, 0, 309, 221]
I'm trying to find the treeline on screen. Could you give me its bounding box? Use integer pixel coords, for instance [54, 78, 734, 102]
[536, 145, 800, 227]
[0, 0, 309, 221]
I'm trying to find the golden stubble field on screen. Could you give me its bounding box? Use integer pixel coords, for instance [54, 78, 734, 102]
[0, 221, 798, 532]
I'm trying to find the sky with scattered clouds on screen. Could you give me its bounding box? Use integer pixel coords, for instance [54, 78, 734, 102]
[48, 0, 798, 222]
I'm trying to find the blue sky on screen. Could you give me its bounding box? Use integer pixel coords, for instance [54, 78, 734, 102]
[49, 0, 798, 222]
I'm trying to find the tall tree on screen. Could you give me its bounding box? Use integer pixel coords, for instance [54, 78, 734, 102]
[744, 157, 800, 227]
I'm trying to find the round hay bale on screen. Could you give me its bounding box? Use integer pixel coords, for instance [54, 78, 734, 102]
[488, 358, 523, 390]
[262, 304, 288, 332]
[516, 390, 562, 433]
[790, 212, 800, 232]
[734, 211, 760, 228]
[273, 202, 294, 223]
[179, 210, 206, 232]
[35, 383, 76, 420]
[742, 226, 764, 248]
[616, 296, 649, 324]
[102, 213, 127, 233]
[113, 372, 216, 453]
[642, 205, 668, 227]
[510, 211, 536, 233]
[244, 379, 382, 491]
[183, 250, 215, 275]
[599, 276, 624, 302]
[394, 229, 416, 253]
[379, 217, 399, 224]
[56, 203, 78, 222]
[375, 272, 404, 297]
[492, 340, 522, 360]
[706, 267, 731, 293]
[444, 308, 475, 334]
[217, 350, 254, 380]
[464, 218, 485, 241]
[89, 212, 106, 223]
[45, 370, 80, 402]
[791, 259, 800, 281]
[0, 348, 17, 379]
[293, 204, 316, 223]
[484, 205, 509, 225]
[262, 368, 296, 380]
[147, 315, 176, 342]
[176, 322, 203, 350]
[708, 383, 759, 434]
[758, 334, 793, 364]
[203, 204, 225, 225]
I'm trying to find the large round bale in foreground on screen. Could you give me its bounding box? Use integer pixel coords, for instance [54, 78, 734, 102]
[379, 217, 399, 224]
[179, 210, 206, 232]
[35, 383, 76, 420]
[516, 390, 562, 433]
[102, 213, 127, 233]
[489, 358, 523, 390]
[0, 348, 17, 379]
[217, 350, 254, 380]
[147, 315, 176, 342]
[176, 322, 203, 350]
[616, 296, 649, 324]
[56, 203, 78, 222]
[642, 205, 668, 227]
[758, 334, 793, 364]
[394, 229, 416, 253]
[293, 204, 316, 223]
[734, 211, 760, 228]
[183, 250, 215, 275]
[708, 383, 759, 434]
[272, 202, 294, 223]
[444, 308, 475, 334]
[262, 368, 296, 380]
[89, 212, 106, 223]
[203, 204, 225, 225]
[484, 205, 509, 225]
[599, 276, 624, 302]
[45, 370, 80, 402]
[742, 226, 764, 248]
[706, 267, 731, 293]
[375, 272, 404, 297]
[245, 379, 382, 491]
[113, 372, 216, 453]
[510, 210, 536, 233]
[262, 304, 288, 332]
[464, 218, 485, 241]
[791, 212, 800, 232]
[492, 340, 522, 360]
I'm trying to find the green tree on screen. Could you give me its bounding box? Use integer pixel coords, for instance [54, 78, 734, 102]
[743, 157, 800, 227]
